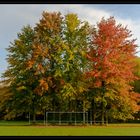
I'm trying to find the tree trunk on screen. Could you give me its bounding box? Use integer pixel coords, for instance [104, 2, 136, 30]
[101, 81, 105, 125]
[90, 108, 92, 125]
[106, 110, 108, 125]
[33, 112, 36, 124]
[69, 98, 72, 125]
[32, 97, 36, 124]
[83, 100, 85, 125]
[53, 99, 55, 124]
[101, 102, 104, 125]
[93, 98, 96, 125]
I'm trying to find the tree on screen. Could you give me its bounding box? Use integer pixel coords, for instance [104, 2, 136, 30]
[2, 25, 36, 120]
[131, 57, 140, 120]
[59, 13, 92, 113]
[30, 11, 64, 117]
[0, 81, 13, 120]
[86, 17, 139, 124]
[2, 11, 91, 122]
[132, 57, 140, 93]
[2, 11, 64, 122]
[2, 12, 139, 124]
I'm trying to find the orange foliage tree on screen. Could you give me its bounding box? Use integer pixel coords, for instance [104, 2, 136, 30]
[86, 17, 139, 124]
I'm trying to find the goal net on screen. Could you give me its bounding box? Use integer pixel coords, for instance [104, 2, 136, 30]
[45, 112, 88, 125]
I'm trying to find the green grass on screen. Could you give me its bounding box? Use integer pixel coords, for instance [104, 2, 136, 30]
[0, 122, 140, 136]
[0, 120, 29, 126]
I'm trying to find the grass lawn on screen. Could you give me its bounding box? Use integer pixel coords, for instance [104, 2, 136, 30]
[0, 122, 140, 136]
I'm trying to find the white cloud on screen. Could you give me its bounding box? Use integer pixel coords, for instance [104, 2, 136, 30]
[39, 4, 112, 24]
[113, 17, 140, 55]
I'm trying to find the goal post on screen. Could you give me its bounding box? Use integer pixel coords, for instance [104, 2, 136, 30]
[46, 112, 88, 125]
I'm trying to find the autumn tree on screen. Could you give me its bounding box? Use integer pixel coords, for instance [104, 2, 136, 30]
[86, 17, 139, 124]
[29, 11, 64, 117]
[2, 11, 91, 122]
[132, 57, 140, 93]
[59, 13, 92, 114]
[2, 11, 64, 122]
[0, 81, 13, 120]
[130, 57, 140, 120]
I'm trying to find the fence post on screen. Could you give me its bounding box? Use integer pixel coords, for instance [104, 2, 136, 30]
[59, 112, 61, 125]
[75, 112, 76, 126]
[86, 112, 88, 125]
[29, 112, 30, 125]
[44, 110, 46, 125]
[46, 112, 48, 126]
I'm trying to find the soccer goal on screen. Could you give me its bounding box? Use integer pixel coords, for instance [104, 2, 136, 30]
[45, 112, 88, 125]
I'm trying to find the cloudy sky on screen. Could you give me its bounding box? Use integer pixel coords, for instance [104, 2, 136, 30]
[1, 4, 140, 79]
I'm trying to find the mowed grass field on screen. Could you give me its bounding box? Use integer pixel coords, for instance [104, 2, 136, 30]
[0, 122, 140, 136]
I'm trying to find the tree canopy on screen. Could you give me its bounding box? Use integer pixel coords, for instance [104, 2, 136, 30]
[1, 11, 140, 124]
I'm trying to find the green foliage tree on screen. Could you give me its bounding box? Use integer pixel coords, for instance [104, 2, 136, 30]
[60, 13, 92, 112]
[2, 26, 37, 120]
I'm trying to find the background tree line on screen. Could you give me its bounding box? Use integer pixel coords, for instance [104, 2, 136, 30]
[0, 11, 140, 124]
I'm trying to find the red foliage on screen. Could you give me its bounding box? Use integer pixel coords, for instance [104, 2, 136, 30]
[86, 17, 137, 87]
